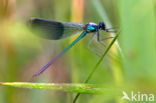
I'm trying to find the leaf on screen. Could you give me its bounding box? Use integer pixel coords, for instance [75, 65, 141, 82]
[0, 82, 118, 94]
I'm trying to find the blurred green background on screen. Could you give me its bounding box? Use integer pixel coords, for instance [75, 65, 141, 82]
[0, 0, 155, 103]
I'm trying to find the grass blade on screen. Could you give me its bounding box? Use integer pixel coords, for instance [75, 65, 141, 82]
[0, 82, 118, 94]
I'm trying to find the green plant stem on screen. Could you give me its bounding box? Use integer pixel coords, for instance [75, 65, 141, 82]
[73, 34, 119, 103]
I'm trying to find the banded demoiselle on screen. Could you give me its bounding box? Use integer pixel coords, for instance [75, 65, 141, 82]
[30, 17, 113, 77]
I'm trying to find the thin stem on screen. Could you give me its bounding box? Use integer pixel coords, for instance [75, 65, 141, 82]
[73, 34, 119, 103]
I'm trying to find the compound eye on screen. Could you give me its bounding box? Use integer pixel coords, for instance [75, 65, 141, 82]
[99, 22, 104, 26]
[99, 22, 105, 30]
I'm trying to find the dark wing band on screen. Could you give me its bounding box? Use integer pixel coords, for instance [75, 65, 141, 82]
[30, 17, 84, 40]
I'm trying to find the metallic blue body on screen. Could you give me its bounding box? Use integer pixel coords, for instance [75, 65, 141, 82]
[33, 31, 87, 77]
[85, 23, 99, 33]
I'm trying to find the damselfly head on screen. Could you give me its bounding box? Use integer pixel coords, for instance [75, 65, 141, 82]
[98, 22, 106, 31]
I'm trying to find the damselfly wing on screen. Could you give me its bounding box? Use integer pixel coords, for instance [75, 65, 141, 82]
[30, 17, 84, 40]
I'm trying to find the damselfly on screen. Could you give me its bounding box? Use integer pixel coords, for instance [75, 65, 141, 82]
[30, 17, 114, 77]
